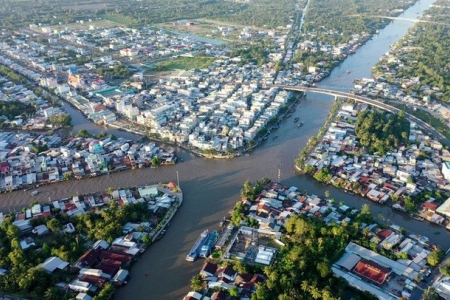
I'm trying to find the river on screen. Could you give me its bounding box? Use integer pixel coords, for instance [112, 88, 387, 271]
[0, 0, 443, 299]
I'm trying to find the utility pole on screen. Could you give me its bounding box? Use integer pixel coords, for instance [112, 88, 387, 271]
[277, 165, 281, 183]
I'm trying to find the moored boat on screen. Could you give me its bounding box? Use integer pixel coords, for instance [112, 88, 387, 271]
[186, 229, 209, 262]
[199, 231, 219, 258]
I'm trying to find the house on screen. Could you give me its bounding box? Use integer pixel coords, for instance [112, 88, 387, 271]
[20, 237, 36, 250]
[32, 224, 49, 236]
[216, 266, 237, 281]
[423, 201, 438, 212]
[93, 240, 110, 250]
[69, 279, 94, 293]
[76, 293, 92, 300]
[442, 162, 450, 180]
[201, 262, 218, 277]
[38, 256, 69, 273]
[75, 248, 102, 269]
[183, 291, 203, 300]
[352, 259, 391, 286]
[111, 269, 129, 286]
[211, 291, 226, 300]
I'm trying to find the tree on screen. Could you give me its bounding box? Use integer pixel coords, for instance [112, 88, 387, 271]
[317, 262, 331, 278]
[151, 156, 162, 166]
[93, 283, 115, 300]
[63, 171, 74, 181]
[77, 129, 91, 138]
[44, 287, 65, 300]
[229, 286, 239, 297]
[240, 180, 255, 201]
[428, 249, 444, 267]
[46, 219, 61, 232]
[440, 264, 450, 277]
[190, 274, 205, 292]
[142, 234, 151, 245]
[423, 287, 439, 300]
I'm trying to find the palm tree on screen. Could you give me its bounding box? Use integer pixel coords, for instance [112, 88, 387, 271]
[423, 286, 438, 300]
[301, 280, 309, 293]
[310, 286, 321, 299]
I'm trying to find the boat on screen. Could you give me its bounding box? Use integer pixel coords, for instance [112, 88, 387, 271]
[199, 231, 219, 258]
[186, 229, 209, 262]
[273, 135, 278, 141]
[294, 116, 300, 123]
[298, 122, 303, 128]
[155, 229, 166, 241]
[346, 70, 351, 74]
[410, 214, 424, 222]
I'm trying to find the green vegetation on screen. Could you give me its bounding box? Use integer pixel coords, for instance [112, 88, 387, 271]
[355, 109, 409, 155]
[388, 102, 450, 140]
[240, 178, 271, 201]
[303, 0, 415, 44]
[296, 99, 343, 170]
[0, 100, 35, 120]
[150, 56, 215, 71]
[382, 1, 450, 102]
[96, 62, 134, 79]
[253, 214, 377, 300]
[48, 114, 72, 127]
[0, 0, 298, 29]
[427, 248, 444, 267]
[0, 65, 28, 84]
[0, 187, 162, 298]
[229, 43, 271, 66]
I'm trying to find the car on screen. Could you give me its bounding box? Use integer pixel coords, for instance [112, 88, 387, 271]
[425, 269, 432, 277]
[31, 191, 39, 196]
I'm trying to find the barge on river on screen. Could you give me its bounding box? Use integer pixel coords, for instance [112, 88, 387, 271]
[186, 229, 209, 262]
[199, 231, 219, 258]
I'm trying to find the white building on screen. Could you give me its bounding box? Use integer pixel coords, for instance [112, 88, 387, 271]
[442, 162, 450, 180]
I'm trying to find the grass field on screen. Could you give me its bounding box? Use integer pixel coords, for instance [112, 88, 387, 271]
[149, 56, 216, 71]
[50, 19, 120, 31]
[99, 13, 135, 26]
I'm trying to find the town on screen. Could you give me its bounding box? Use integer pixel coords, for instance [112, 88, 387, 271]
[183, 180, 445, 300]
[299, 100, 450, 225]
[0, 182, 182, 299]
[0, 131, 177, 192]
[0, 0, 449, 299]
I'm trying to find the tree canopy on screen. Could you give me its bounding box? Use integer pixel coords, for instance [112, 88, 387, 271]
[355, 109, 409, 155]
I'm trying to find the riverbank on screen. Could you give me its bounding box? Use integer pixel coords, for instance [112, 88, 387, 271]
[296, 99, 450, 229]
[295, 97, 344, 171]
[0, 182, 183, 299]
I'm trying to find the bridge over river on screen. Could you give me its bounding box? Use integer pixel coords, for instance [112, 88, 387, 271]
[276, 85, 450, 148]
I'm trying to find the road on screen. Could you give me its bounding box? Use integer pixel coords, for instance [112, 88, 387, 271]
[279, 86, 450, 148]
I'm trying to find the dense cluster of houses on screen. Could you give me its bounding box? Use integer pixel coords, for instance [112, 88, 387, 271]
[0, 131, 176, 192]
[0, 16, 380, 154]
[2, 184, 181, 299]
[334, 235, 434, 300]
[305, 102, 450, 212]
[0, 64, 70, 130]
[352, 76, 450, 127]
[184, 180, 438, 299]
[183, 262, 266, 300]
[357, 25, 450, 127]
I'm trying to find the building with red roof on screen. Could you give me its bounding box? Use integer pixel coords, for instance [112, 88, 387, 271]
[352, 259, 391, 286]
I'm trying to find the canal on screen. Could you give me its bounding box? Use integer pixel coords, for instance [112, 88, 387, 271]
[0, 0, 442, 299]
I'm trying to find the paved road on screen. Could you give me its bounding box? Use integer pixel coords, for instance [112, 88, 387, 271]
[278, 86, 450, 148]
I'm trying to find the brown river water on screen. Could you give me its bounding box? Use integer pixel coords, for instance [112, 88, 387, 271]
[0, 1, 445, 298]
